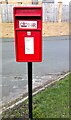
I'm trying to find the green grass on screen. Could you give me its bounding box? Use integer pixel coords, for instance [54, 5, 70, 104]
[2, 74, 70, 119]
[33, 74, 70, 118]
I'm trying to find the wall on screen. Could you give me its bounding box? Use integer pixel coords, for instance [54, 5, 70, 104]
[0, 22, 69, 38]
[43, 22, 69, 36]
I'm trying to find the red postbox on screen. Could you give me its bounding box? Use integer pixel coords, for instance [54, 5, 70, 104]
[13, 7, 42, 62]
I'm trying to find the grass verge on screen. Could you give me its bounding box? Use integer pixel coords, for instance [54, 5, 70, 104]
[2, 74, 70, 119]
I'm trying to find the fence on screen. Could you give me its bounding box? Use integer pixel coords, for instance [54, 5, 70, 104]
[43, 3, 58, 22]
[0, 4, 18, 22]
[0, 3, 69, 23]
[43, 3, 69, 22]
[62, 4, 69, 22]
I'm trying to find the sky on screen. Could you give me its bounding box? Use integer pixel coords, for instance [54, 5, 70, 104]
[55, 0, 71, 4]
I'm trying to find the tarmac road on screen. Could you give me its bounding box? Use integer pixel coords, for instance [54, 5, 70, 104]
[0, 36, 69, 105]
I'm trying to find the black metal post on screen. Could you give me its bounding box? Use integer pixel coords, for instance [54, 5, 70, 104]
[28, 62, 32, 119]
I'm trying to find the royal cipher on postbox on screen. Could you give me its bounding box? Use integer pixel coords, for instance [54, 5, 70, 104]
[13, 7, 42, 62]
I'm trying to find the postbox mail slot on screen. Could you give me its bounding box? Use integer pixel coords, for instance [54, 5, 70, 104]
[15, 13, 41, 17]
